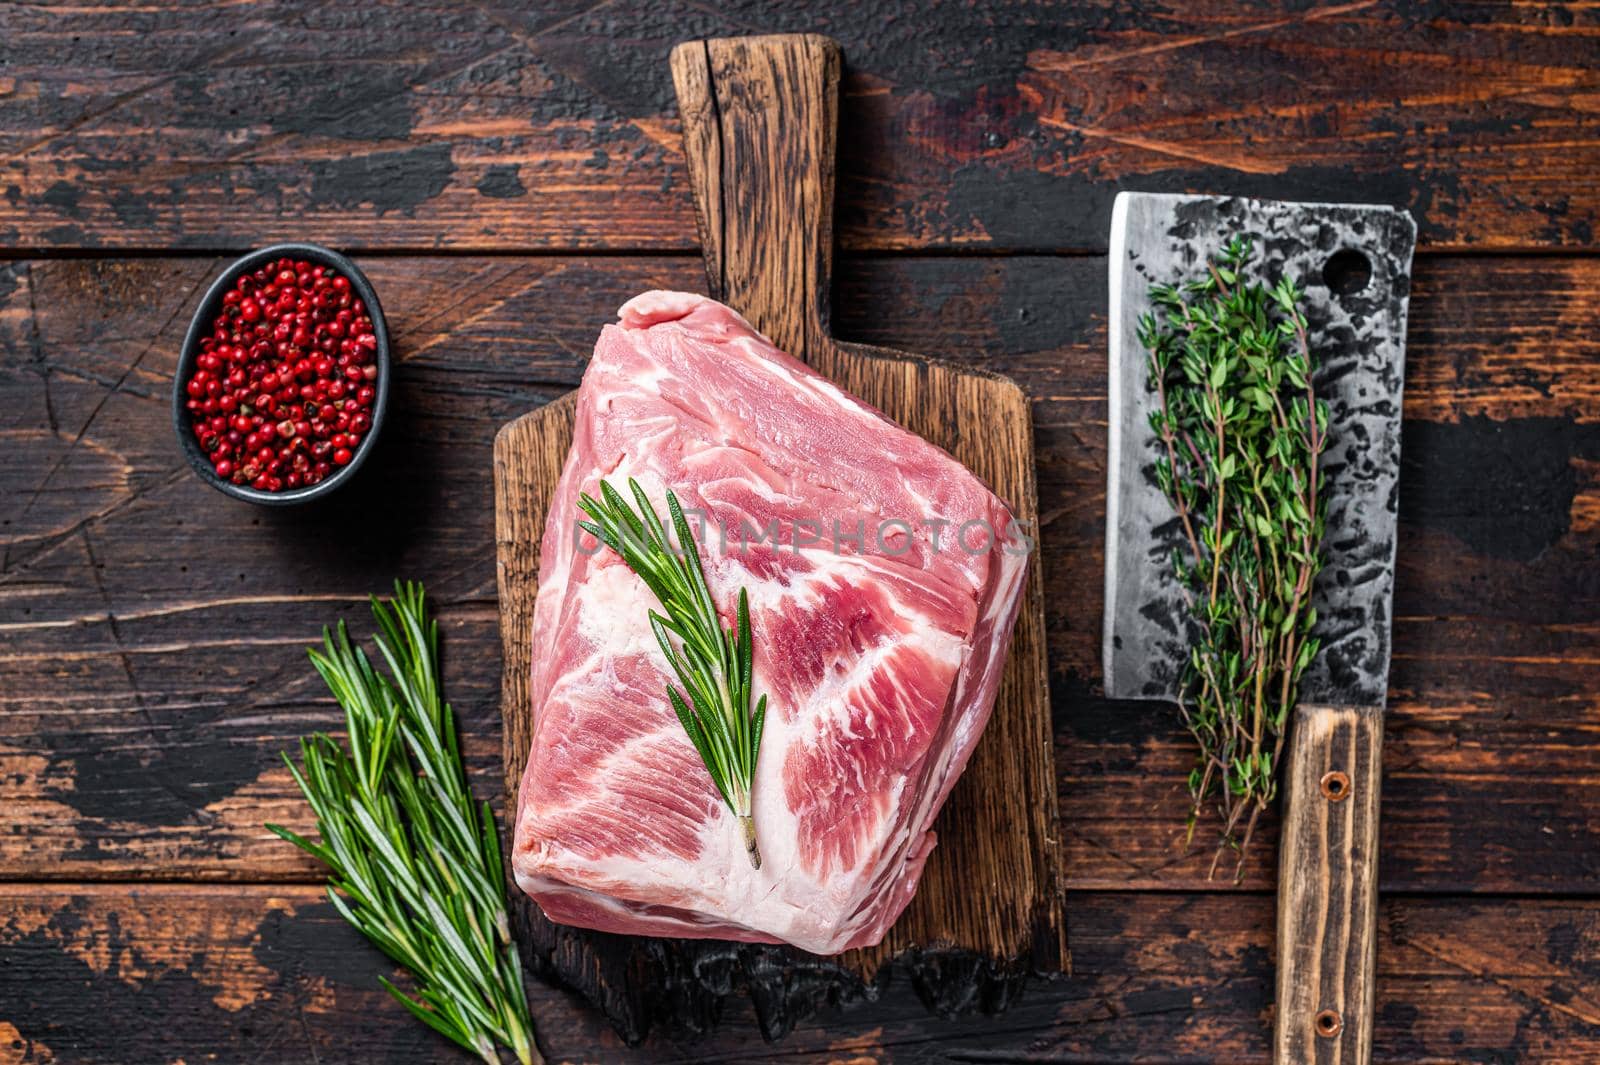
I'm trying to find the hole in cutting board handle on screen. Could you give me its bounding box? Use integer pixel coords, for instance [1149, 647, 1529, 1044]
[1324, 248, 1373, 297]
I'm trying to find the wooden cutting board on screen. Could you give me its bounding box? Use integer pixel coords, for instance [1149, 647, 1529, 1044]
[495, 34, 1064, 1041]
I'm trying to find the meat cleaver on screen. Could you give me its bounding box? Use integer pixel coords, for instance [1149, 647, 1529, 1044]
[1103, 192, 1416, 1064]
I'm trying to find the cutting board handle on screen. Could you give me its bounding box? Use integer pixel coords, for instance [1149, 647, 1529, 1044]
[670, 34, 840, 364]
[1274, 702, 1383, 1065]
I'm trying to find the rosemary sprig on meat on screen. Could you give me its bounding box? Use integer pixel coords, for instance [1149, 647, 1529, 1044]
[578, 478, 768, 869]
[1139, 238, 1329, 878]
[268, 582, 537, 1065]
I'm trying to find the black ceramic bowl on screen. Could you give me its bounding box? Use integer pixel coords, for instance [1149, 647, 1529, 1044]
[172, 243, 391, 505]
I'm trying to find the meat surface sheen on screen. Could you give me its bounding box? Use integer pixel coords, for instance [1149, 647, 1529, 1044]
[512, 291, 1028, 955]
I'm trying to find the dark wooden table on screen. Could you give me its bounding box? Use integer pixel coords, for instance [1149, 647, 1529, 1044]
[3, 3, 1598, 1062]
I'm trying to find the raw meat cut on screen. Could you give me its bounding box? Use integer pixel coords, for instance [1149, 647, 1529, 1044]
[511, 291, 1028, 955]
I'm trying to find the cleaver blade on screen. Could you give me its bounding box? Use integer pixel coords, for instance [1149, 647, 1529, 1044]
[1102, 191, 1416, 1065]
[1103, 191, 1416, 709]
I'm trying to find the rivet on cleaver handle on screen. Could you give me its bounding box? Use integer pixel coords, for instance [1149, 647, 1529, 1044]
[1102, 191, 1416, 709]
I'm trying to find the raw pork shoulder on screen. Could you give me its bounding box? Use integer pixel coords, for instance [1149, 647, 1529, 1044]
[512, 291, 1028, 955]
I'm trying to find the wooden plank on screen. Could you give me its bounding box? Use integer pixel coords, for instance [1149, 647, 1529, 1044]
[1, 254, 1598, 897]
[2, 884, 1597, 1063]
[0, 883, 609, 1065]
[2, 2, 1598, 252]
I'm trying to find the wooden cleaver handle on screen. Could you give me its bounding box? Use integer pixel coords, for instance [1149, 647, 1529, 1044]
[1274, 702, 1383, 1065]
[670, 34, 840, 365]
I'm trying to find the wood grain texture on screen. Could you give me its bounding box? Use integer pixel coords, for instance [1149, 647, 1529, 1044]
[1275, 704, 1384, 1065]
[490, 35, 1060, 1039]
[495, 393, 576, 826]
[671, 36, 838, 356]
[3, 253, 1599, 899]
[3, 252, 1600, 1057]
[3, 884, 1599, 1064]
[2, 2, 1598, 253]
[4, 6, 1598, 1059]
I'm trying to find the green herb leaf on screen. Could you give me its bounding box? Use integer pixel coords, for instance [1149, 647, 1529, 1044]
[579, 479, 767, 869]
[1142, 238, 1330, 880]
[267, 583, 537, 1065]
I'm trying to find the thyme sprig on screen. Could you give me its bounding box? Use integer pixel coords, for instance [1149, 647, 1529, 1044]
[578, 478, 768, 869]
[1139, 238, 1329, 878]
[268, 582, 537, 1065]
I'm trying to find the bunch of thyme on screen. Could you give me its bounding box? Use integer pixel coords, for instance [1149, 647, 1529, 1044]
[1139, 237, 1329, 878]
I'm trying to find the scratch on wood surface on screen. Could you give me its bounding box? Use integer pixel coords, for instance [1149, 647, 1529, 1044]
[25, 262, 57, 414]
[1404, 930, 1600, 1028]
[0, 430, 131, 550]
[1035, 114, 1285, 176]
[1028, 0, 1382, 74]
[1068, 827, 1217, 886]
[397, 261, 541, 359]
[0, 636, 324, 663]
[226, 42, 524, 171]
[1393, 651, 1600, 666]
[80, 525, 219, 825]
[405, 551, 497, 604]
[0, 76, 175, 165]
[0, 595, 500, 640]
[0, 465, 190, 582]
[467, 0, 625, 50]
[400, 42, 524, 100]
[10, 264, 213, 536]
[1035, 504, 1068, 529]
[2, 32, 259, 166]
[678, 0, 768, 38]
[0, 593, 376, 632]
[627, 115, 686, 155]
[296, 1002, 324, 1065]
[46, 364, 165, 403]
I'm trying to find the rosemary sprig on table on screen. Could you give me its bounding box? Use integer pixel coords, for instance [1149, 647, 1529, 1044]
[267, 582, 537, 1065]
[578, 478, 768, 869]
[1140, 238, 1329, 878]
